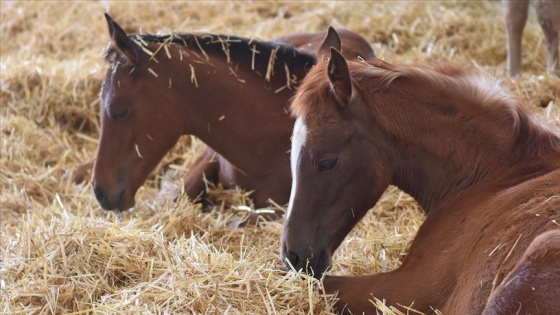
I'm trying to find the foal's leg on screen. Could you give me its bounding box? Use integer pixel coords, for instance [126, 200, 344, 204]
[536, 0, 560, 74]
[183, 146, 219, 205]
[503, 0, 529, 76]
[482, 230, 560, 315]
[323, 269, 446, 314]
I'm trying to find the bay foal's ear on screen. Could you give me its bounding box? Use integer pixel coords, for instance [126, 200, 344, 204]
[328, 47, 352, 106]
[318, 26, 342, 61]
[104, 13, 139, 65]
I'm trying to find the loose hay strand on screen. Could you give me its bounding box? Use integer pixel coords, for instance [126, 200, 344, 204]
[488, 233, 524, 302]
[250, 44, 260, 71]
[265, 46, 278, 82]
[192, 34, 210, 61]
[189, 64, 198, 88]
[147, 68, 159, 78]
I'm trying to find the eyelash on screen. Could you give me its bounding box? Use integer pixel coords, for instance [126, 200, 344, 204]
[318, 158, 338, 172]
[111, 108, 129, 120]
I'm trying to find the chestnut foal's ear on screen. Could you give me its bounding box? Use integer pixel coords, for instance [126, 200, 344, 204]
[318, 26, 341, 61]
[328, 47, 352, 106]
[104, 13, 140, 65]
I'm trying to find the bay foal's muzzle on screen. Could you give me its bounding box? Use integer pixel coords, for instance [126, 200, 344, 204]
[281, 243, 332, 279]
[92, 183, 132, 211]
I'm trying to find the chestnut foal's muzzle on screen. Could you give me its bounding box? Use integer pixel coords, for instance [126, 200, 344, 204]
[282, 245, 332, 279]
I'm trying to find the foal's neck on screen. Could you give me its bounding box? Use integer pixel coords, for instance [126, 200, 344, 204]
[145, 34, 315, 175]
[372, 76, 559, 212]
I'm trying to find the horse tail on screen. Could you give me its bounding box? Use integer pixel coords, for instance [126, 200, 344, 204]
[482, 229, 560, 315]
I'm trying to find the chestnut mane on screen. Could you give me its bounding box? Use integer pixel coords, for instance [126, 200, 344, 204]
[291, 58, 560, 159]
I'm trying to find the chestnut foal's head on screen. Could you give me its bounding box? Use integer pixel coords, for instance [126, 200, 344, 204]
[280, 47, 392, 278]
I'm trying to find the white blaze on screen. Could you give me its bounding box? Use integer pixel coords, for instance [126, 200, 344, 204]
[286, 117, 308, 220]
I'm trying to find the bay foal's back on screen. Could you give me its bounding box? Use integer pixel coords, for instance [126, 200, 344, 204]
[92, 15, 374, 212]
[282, 42, 560, 313]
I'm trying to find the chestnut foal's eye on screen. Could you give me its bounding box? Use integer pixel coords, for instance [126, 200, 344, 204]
[318, 158, 338, 172]
[111, 108, 129, 120]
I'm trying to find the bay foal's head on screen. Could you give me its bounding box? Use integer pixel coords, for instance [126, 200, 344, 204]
[92, 14, 185, 210]
[281, 48, 392, 277]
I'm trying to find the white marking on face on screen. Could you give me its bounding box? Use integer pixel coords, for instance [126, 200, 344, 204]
[286, 117, 308, 220]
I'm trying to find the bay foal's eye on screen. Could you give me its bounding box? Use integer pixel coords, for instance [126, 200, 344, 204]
[111, 108, 129, 121]
[318, 158, 338, 172]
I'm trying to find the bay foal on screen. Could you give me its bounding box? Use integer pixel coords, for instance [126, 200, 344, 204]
[92, 15, 374, 213]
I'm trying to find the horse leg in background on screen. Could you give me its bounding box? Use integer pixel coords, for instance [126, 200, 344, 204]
[72, 160, 95, 184]
[503, 0, 529, 76]
[183, 146, 219, 206]
[536, 0, 560, 74]
[482, 230, 560, 315]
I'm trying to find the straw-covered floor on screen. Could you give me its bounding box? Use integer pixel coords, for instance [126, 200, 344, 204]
[1, 1, 558, 314]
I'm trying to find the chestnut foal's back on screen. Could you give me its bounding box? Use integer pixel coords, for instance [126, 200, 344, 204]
[281, 40, 560, 313]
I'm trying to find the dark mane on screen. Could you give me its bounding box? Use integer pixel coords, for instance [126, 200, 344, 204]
[104, 32, 317, 78]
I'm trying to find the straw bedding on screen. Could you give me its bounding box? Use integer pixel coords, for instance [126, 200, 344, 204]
[1, 1, 558, 314]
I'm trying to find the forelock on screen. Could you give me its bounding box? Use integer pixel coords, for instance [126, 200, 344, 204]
[289, 62, 332, 121]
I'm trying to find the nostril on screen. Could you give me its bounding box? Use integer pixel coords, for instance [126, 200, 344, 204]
[285, 250, 301, 271]
[93, 185, 105, 202]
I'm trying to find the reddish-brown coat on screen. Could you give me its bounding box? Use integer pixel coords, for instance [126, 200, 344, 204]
[92, 15, 375, 212]
[283, 39, 560, 314]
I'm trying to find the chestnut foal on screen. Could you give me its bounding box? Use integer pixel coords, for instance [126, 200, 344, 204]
[282, 32, 559, 313]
